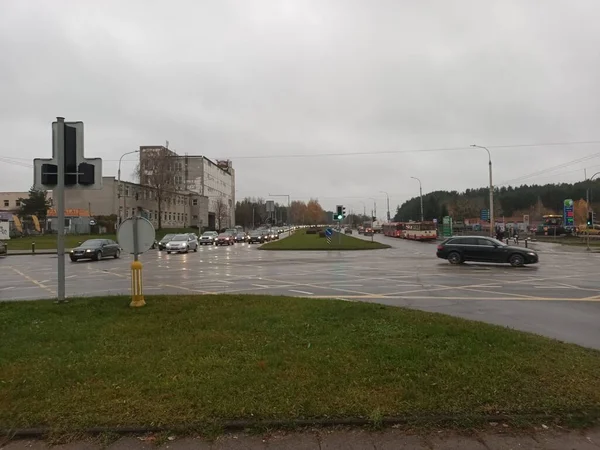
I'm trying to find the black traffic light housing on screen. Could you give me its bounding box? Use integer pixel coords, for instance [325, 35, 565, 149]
[588, 211, 594, 228]
[342, 206, 346, 220]
[335, 205, 343, 221]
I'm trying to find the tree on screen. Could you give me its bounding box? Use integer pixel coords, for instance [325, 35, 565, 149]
[134, 148, 177, 229]
[306, 198, 326, 225]
[17, 188, 51, 220]
[214, 197, 229, 231]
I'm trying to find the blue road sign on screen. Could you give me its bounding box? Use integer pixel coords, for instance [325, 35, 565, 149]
[325, 228, 333, 237]
[480, 209, 490, 221]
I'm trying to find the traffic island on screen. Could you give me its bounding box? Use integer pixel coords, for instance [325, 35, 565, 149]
[260, 229, 390, 250]
[1, 294, 599, 436]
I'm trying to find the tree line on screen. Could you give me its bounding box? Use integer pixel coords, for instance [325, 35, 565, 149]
[393, 180, 600, 223]
[235, 198, 328, 228]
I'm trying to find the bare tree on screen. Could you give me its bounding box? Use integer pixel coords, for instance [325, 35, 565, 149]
[134, 147, 178, 229]
[214, 197, 229, 231]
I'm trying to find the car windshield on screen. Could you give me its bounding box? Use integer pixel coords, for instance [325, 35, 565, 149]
[249, 231, 261, 237]
[161, 234, 175, 241]
[81, 240, 103, 247]
[202, 232, 215, 236]
[172, 235, 188, 241]
[218, 234, 230, 237]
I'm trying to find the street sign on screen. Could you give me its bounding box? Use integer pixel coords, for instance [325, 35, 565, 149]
[0, 222, 10, 240]
[432, 218, 438, 224]
[117, 217, 156, 255]
[480, 209, 490, 221]
[442, 216, 453, 237]
[563, 199, 574, 228]
[266, 200, 275, 213]
[89, 219, 97, 226]
[325, 228, 333, 237]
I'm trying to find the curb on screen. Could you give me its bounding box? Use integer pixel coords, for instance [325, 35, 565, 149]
[6, 252, 58, 256]
[2, 412, 598, 438]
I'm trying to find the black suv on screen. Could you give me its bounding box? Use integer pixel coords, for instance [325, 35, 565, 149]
[436, 236, 538, 267]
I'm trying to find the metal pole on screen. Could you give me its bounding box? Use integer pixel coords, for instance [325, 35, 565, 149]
[410, 177, 424, 222]
[380, 191, 390, 222]
[118, 150, 139, 225]
[133, 214, 139, 262]
[55, 117, 66, 303]
[471, 145, 494, 236]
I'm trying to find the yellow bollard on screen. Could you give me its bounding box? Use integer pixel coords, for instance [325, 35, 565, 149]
[130, 260, 146, 307]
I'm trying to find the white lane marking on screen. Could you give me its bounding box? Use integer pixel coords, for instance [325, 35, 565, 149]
[252, 284, 271, 288]
[0, 286, 15, 291]
[289, 289, 314, 295]
[534, 285, 572, 289]
[327, 284, 364, 287]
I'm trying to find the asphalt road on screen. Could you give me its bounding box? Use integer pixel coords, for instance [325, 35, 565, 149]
[2, 233, 600, 349]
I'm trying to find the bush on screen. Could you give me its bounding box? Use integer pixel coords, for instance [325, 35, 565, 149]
[318, 231, 326, 238]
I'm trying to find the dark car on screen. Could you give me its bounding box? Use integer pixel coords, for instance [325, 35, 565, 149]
[436, 236, 538, 267]
[248, 230, 267, 244]
[70, 239, 121, 262]
[216, 233, 234, 246]
[234, 231, 248, 243]
[157, 233, 176, 250]
[344, 227, 353, 234]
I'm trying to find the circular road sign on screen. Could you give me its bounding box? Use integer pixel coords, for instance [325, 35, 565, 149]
[117, 217, 156, 255]
[89, 219, 97, 226]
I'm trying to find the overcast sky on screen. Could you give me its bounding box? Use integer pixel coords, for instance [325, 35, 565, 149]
[2, 0, 600, 213]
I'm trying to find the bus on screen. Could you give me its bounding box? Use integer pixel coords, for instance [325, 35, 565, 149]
[382, 221, 438, 241]
[403, 221, 437, 241]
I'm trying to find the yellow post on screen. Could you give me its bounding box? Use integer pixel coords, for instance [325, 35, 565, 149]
[130, 260, 145, 307]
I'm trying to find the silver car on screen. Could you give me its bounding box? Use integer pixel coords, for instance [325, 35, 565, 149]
[199, 231, 218, 245]
[165, 234, 198, 253]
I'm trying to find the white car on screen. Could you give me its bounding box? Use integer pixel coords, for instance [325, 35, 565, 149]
[166, 234, 198, 253]
[199, 231, 218, 245]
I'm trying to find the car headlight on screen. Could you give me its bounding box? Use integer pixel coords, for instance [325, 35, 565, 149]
[70, 250, 74, 253]
[86, 249, 92, 252]
[527, 252, 536, 256]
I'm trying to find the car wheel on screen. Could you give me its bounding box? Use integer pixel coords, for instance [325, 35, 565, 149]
[93, 251, 102, 261]
[114, 250, 120, 259]
[185, 246, 189, 253]
[509, 254, 525, 267]
[193, 246, 198, 252]
[167, 251, 171, 254]
[70, 256, 77, 262]
[447, 251, 462, 265]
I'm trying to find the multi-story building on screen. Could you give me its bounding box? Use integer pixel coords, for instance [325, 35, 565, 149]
[62, 176, 209, 230]
[0, 192, 29, 212]
[139, 146, 235, 229]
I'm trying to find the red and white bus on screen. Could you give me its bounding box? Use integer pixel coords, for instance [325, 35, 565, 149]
[382, 221, 437, 241]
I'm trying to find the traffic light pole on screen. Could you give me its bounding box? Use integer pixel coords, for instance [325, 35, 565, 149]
[55, 117, 66, 303]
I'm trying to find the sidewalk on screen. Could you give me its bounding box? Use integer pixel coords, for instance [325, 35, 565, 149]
[6, 250, 57, 256]
[2, 427, 600, 449]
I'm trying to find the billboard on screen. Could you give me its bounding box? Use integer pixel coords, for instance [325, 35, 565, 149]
[0, 222, 9, 240]
[563, 199, 574, 228]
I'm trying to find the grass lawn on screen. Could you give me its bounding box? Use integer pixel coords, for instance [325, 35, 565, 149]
[261, 229, 390, 250]
[4, 228, 198, 250]
[1, 295, 600, 433]
[534, 235, 600, 247]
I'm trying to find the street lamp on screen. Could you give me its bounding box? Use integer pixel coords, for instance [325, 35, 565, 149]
[118, 150, 139, 224]
[380, 191, 390, 222]
[471, 144, 494, 236]
[410, 177, 424, 222]
[358, 200, 366, 218]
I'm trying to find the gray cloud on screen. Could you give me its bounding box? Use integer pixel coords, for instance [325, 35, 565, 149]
[2, 0, 600, 212]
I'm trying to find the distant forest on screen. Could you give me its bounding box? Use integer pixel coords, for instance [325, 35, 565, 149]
[393, 180, 600, 222]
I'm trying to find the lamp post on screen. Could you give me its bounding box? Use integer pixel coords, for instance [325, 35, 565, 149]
[118, 150, 139, 224]
[410, 177, 424, 222]
[368, 198, 377, 221]
[471, 144, 494, 236]
[380, 191, 390, 222]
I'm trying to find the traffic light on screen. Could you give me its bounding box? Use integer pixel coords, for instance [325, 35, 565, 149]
[342, 206, 346, 220]
[588, 211, 594, 228]
[335, 205, 343, 221]
[34, 121, 103, 190]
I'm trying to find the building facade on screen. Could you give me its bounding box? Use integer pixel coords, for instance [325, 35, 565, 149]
[139, 146, 235, 229]
[61, 176, 209, 230]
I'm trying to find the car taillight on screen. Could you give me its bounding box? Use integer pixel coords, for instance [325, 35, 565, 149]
[437, 245, 444, 251]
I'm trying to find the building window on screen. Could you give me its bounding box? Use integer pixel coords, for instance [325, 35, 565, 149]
[3, 200, 9, 207]
[169, 212, 172, 221]
[177, 213, 181, 222]
[192, 215, 198, 220]
[15, 200, 21, 207]
[149, 212, 153, 220]
[192, 198, 198, 206]
[184, 214, 187, 223]
[125, 186, 130, 197]
[132, 208, 136, 217]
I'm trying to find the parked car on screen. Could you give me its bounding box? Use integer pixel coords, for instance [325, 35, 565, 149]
[248, 230, 268, 244]
[436, 236, 539, 267]
[166, 234, 198, 253]
[345, 227, 353, 234]
[199, 231, 218, 245]
[70, 239, 120, 262]
[157, 234, 176, 250]
[0, 241, 6, 257]
[216, 233, 235, 246]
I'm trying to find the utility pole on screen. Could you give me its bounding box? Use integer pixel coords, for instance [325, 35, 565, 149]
[410, 177, 424, 222]
[118, 150, 139, 224]
[471, 145, 494, 236]
[55, 117, 66, 303]
[380, 191, 390, 222]
[268, 193, 290, 225]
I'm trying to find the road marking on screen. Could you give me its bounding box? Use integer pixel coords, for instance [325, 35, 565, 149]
[289, 289, 314, 295]
[534, 285, 572, 289]
[0, 286, 15, 291]
[252, 284, 271, 288]
[10, 267, 55, 296]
